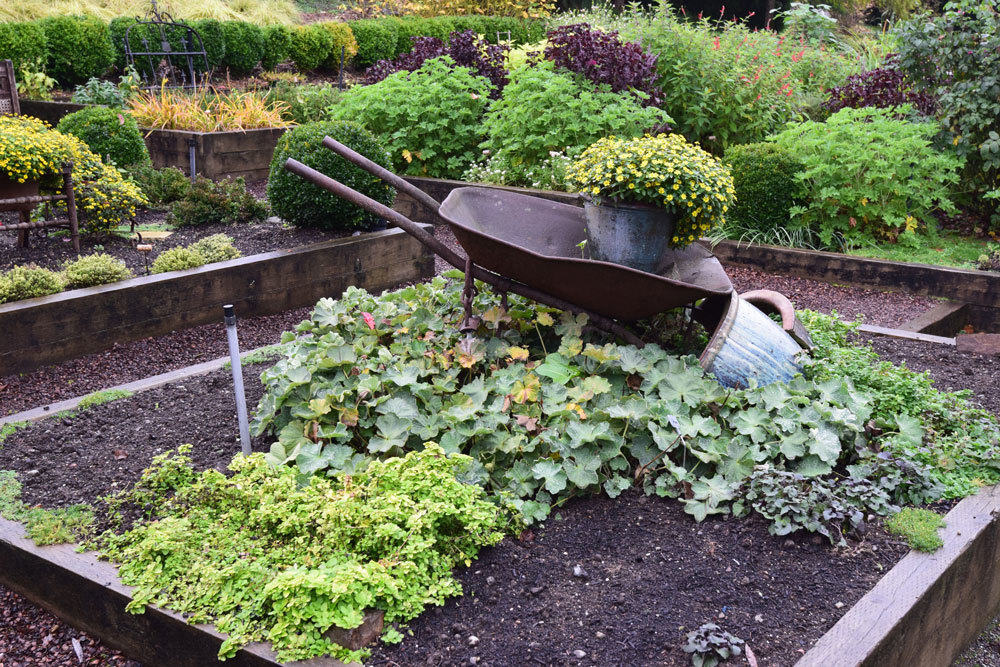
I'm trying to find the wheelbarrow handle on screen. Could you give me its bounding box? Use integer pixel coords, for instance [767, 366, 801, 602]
[283, 157, 644, 347]
[322, 136, 443, 219]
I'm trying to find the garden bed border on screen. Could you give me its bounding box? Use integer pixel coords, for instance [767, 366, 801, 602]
[0, 226, 433, 376]
[0, 517, 354, 667]
[2, 485, 999, 666]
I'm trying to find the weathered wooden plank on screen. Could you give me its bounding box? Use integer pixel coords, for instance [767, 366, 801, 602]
[797, 485, 1000, 667]
[708, 240, 1000, 311]
[899, 301, 968, 336]
[143, 127, 287, 180]
[0, 517, 354, 666]
[18, 99, 87, 125]
[857, 324, 956, 346]
[0, 228, 434, 375]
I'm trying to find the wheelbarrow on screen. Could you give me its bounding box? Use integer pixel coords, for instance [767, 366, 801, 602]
[284, 138, 812, 388]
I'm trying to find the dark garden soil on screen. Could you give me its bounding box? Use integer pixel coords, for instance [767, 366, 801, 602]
[0, 200, 348, 278]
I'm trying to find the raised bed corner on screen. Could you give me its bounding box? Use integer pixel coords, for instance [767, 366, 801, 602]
[0, 227, 434, 375]
[143, 127, 288, 181]
[0, 517, 355, 667]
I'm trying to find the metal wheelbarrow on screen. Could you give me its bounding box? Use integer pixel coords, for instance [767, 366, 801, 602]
[285, 138, 812, 388]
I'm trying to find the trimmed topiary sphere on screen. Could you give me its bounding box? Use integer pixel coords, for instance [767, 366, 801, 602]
[0, 265, 63, 303]
[57, 106, 150, 169]
[151, 247, 206, 274]
[267, 121, 395, 231]
[723, 142, 803, 237]
[62, 253, 132, 288]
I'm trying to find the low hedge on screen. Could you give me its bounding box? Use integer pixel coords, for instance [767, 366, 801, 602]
[0, 15, 545, 79]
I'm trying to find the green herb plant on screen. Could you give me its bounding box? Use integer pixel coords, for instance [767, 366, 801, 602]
[95, 444, 517, 662]
[0, 470, 93, 545]
[682, 623, 745, 667]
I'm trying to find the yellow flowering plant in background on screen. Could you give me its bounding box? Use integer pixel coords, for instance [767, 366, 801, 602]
[0, 115, 146, 234]
[567, 133, 736, 248]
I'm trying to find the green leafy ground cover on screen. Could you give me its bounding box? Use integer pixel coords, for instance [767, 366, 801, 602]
[254, 273, 999, 534]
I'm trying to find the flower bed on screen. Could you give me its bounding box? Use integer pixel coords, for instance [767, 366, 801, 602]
[143, 127, 289, 182]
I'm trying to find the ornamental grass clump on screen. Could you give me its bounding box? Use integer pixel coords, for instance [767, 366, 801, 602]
[567, 134, 735, 247]
[0, 115, 146, 234]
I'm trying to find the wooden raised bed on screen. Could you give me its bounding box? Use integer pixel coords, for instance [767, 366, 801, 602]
[0, 227, 433, 375]
[144, 126, 287, 181]
[18, 99, 87, 125]
[3, 486, 998, 667]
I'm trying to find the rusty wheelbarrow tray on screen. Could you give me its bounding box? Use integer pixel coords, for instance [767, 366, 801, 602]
[285, 138, 735, 346]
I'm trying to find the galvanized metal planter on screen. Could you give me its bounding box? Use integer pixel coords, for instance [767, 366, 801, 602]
[699, 292, 804, 388]
[582, 199, 676, 274]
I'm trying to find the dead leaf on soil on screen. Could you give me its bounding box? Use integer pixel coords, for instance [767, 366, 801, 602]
[112, 450, 128, 460]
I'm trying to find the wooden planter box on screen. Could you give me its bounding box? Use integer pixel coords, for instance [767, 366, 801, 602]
[143, 126, 288, 181]
[18, 99, 87, 125]
[0, 227, 434, 375]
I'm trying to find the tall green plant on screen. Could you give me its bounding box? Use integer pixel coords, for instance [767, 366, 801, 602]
[327, 56, 491, 179]
[896, 0, 1000, 228]
[768, 106, 962, 248]
[480, 61, 668, 183]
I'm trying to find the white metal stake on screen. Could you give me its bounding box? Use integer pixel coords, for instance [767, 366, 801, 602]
[224, 304, 251, 455]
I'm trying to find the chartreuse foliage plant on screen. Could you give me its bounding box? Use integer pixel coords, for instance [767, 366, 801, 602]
[567, 133, 735, 247]
[62, 253, 132, 289]
[0, 471, 93, 546]
[768, 106, 963, 248]
[0, 115, 146, 234]
[885, 507, 945, 552]
[253, 276, 998, 545]
[0, 265, 63, 303]
[328, 56, 491, 179]
[480, 62, 669, 185]
[95, 444, 516, 662]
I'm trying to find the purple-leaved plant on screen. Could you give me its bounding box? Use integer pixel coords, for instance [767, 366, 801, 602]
[364, 30, 509, 97]
[823, 55, 936, 117]
[543, 23, 662, 107]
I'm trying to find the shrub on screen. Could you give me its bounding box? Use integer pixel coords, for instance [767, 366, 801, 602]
[261, 24, 292, 71]
[568, 133, 735, 247]
[330, 56, 491, 179]
[107, 16, 134, 70]
[167, 177, 268, 227]
[405, 0, 554, 19]
[267, 120, 395, 231]
[480, 62, 669, 184]
[61, 253, 132, 288]
[896, 0, 1000, 227]
[544, 23, 661, 107]
[769, 106, 963, 247]
[364, 30, 509, 95]
[15, 59, 56, 101]
[0, 265, 63, 303]
[265, 81, 341, 124]
[188, 234, 241, 263]
[191, 19, 226, 70]
[723, 142, 803, 238]
[824, 56, 936, 117]
[287, 25, 332, 71]
[124, 165, 191, 208]
[57, 107, 150, 169]
[220, 21, 266, 76]
[151, 247, 206, 274]
[38, 15, 115, 86]
[0, 115, 146, 234]
[316, 22, 358, 70]
[0, 21, 48, 72]
[349, 18, 398, 68]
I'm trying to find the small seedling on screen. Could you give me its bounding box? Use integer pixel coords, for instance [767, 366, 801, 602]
[683, 623, 744, 667]
[576, 239, 588, 258]
[886, 507, 945, 552]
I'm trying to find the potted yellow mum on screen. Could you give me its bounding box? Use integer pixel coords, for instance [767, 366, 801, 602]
[567, 133, 735, 273]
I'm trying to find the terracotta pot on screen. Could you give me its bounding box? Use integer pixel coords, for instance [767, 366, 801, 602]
[0, 172, 40, 212]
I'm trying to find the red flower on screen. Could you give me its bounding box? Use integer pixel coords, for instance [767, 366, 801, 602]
[362, 312, 376, 330]
[713, 37, 720, 50]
